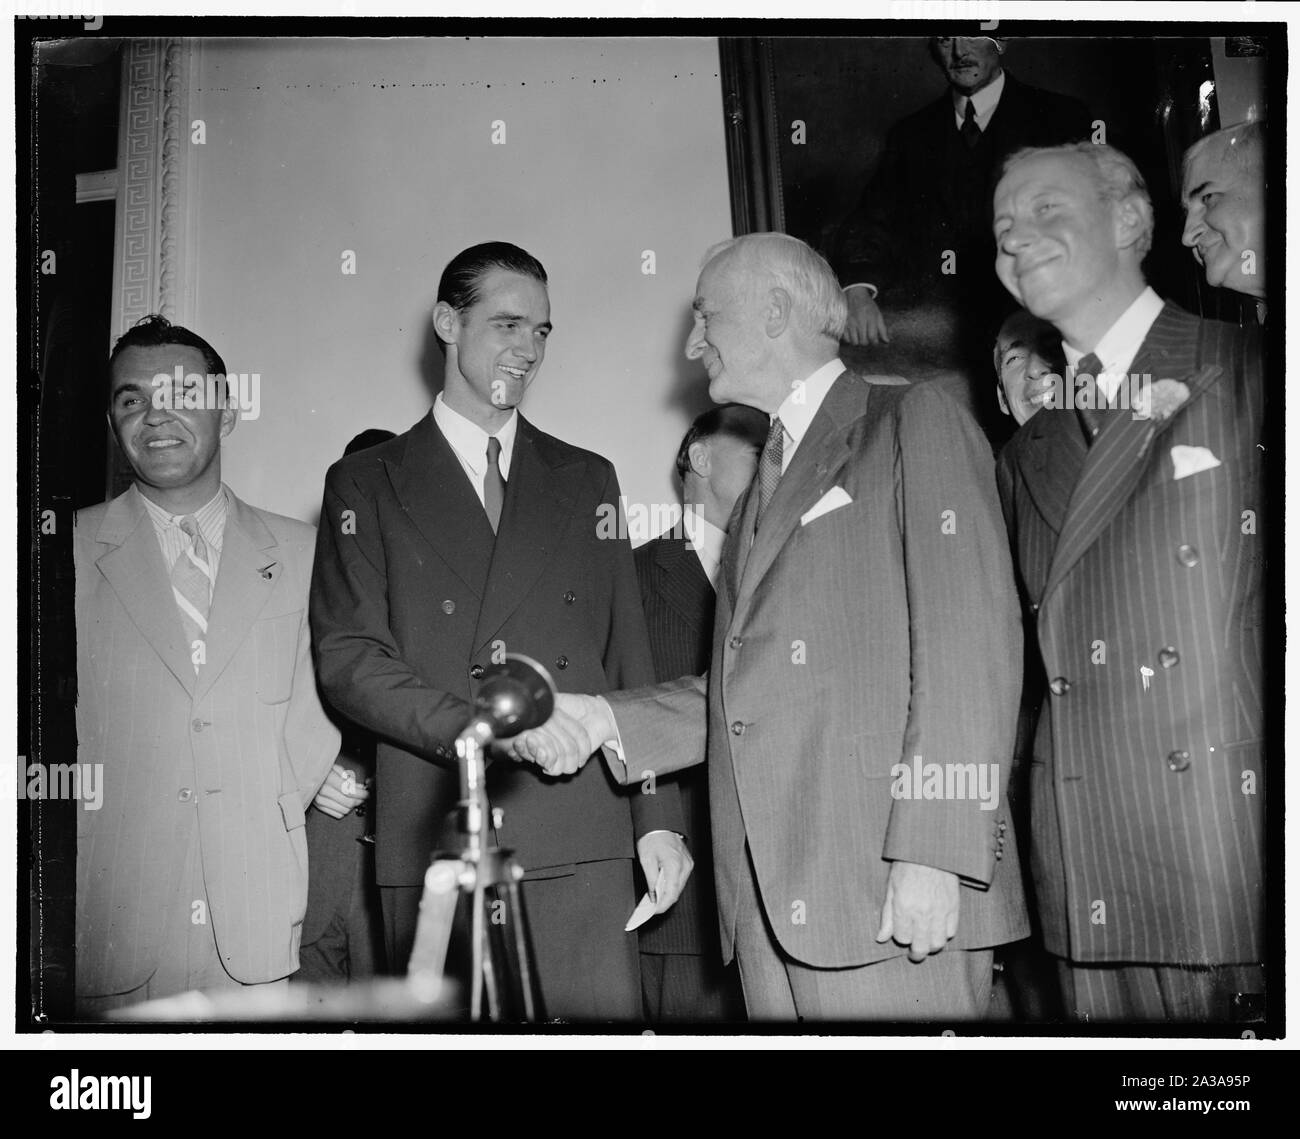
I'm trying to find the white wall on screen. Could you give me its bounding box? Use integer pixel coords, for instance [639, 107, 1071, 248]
[184, 37, 733, 528]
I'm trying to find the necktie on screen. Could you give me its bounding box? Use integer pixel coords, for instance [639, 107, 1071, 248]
[1073, 352, 1112, 445]
[961, 100, 981, 149]
[755, 416, 785, 532]
[483, 435, 505, 534]
[173, 515, 213, 672]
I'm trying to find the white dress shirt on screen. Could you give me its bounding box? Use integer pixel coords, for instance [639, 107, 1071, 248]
[1062, 286, 1165, 405]
[771, 358, 847, 473]
[138, 483, 228, 592]
[683, 508, 727, 588]
[432, 392, 518, 506]
[952, 68, 1006, 132]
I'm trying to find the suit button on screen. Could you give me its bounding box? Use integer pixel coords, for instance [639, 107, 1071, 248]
[995, 850, 1004, 860]
[1049, 677, 1071, 696]
[177, 788, 193, 802]
[1029, 602, 1040, 614]
[192, 719, 207, 732]
[441, 599, 456, 615]
[1158, 646, 1180, 669]
[554, 655, 568, 670]
[563, 591, 576, 604]
[1177, 543, 1200, 568]
[731, 721, 745, 736]
[1166, 750, 1191, 772]
[469, 664, 485, 680]
[729, 635, 743, 649]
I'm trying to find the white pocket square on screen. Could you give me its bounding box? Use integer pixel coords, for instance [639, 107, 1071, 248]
[801, 486, 853, 526]
[1170, 444, 1222, 481]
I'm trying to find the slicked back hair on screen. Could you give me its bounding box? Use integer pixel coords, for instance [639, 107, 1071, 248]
[675, 403, 770, 481]
[109, 313, 227, 389]
[437, 241, 548, 313]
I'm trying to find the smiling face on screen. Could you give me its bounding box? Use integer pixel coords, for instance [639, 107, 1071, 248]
[685, 256, 772, 408]
[993, 151, 1128, 329]
[109, 344, 234, 507]
[995, 316, 1062, 426]
[931, 36, 1002, 95]
[435, 267, 551, 426]
[1181, 141, 1265, 298]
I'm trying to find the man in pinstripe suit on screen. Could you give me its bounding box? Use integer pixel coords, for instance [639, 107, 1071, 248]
[74, 316, 339, 1015]
[993, 144, 1265, 1022]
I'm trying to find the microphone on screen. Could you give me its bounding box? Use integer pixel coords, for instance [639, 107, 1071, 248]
[457, 653, 557, 749]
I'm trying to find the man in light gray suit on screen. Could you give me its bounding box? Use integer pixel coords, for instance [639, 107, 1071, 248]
[509, 233, 1028, 1019]
[74, 315, 339, 1015]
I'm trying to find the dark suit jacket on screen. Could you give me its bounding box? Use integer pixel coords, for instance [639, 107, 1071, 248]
[606, 374, 1029, 969]
[996, 303, 1265, 965]
[310, 412, 678, 892]
[633, 534, 719, 957]
[835, 73, 1091, 297]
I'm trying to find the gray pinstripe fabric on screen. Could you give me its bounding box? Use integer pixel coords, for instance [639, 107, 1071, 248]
[996, 304, 1265, 966]
[74, 488, 340, 998]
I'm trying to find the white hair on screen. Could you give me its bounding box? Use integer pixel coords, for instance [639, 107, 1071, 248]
[1183, 119, 1266, 183]
[702, 232, 847, 341]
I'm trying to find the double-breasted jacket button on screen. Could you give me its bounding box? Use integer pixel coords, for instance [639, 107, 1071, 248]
[563, 591, 576, 604]
[1166, 750, 1191, 773]
[1176, 543, 1200, 568]
[729, 635, 743, 649]
[554, 655, 568, 670]
[1049, 677, 1072, 697]
[1158, 646, 1180, 669]
[192, 718, 208, 732]
[441, 599, 456, 615]
[469, 663, 485, 680]
[1029, 602, 1040, 615]
[731, 721, 745, 736]
[177, 787, 193, 802]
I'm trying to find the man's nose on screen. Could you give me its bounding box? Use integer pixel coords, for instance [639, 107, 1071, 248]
[998, 221, 1032, 254]
[514, 332, 538, 361]
[1181, 208, 1205, 248]
[684, 318, 706, 361]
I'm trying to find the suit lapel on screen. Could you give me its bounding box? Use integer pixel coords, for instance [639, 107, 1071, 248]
[94, 488, 196, 696]
[196, 493, 281, 700]
[388, 414, 494, 598]
[734, 372, 869, 617]
[654, 536, 713, 632]
[1042, 305, 1219, 604]
[1011, 402, 1087, 538]
[472, 418, 584, 655]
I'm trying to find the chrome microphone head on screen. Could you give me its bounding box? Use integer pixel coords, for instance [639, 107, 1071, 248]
[472, 653, 556, 740]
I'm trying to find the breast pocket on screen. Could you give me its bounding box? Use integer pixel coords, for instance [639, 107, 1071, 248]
[254, 610, 302, 704]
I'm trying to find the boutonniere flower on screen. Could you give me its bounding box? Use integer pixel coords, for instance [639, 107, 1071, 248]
[1132, 378, 1190, 423]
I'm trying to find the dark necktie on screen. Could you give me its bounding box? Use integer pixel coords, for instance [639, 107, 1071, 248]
[755, 416, 785, 532]
[961, 100, 981, 149]
[1072, 352, 1113, 445]
[484, 435, 505, 533]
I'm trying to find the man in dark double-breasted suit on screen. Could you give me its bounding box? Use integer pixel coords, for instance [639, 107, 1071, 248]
[993, 144, 1266, 1022]
[310, 242, 690, 1021]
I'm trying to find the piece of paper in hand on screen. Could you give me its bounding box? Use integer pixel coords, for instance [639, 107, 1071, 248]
[624, 868, 666, 931]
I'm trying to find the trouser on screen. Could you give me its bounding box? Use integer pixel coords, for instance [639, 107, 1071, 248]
[1055, 958, 1265, 1023]
[640, 950, 746, 1023]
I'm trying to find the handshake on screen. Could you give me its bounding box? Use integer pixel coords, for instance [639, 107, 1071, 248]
[501, 692, 619, 777]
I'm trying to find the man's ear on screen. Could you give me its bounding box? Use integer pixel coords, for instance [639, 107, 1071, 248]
[219, 403, 238, 440]
[432, 301, 460, 347]
[765, 287, 793, 339]
[1114, 194, 1153, 255]
[996, 385, 1011, 417]
[687, 439, 711, 479]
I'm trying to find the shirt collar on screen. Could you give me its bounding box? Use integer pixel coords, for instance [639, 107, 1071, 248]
[773, 358, 845, 449]
[954, 68, 1006, 130]
[432, 392, 519, 478]
[683, 508, 727, 588]
[1062, 286, 1165, 381]
[136, 482, 229, 549]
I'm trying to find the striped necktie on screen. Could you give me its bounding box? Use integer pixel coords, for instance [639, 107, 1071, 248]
[484, 435, 505, 534]
[173, 515, 213, 672]
[755, 416, 785, 532]
[1073, 352, 1113, 445]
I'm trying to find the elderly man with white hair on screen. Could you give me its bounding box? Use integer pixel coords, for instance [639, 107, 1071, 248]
[509, 231, 1030, 1020]
[993, 142, 1266, 1023]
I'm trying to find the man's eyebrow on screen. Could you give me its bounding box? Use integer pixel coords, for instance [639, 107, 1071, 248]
[1183, 179, 1213, 202]
[111, 379, 149, 396]
[487, 311, 553, 331]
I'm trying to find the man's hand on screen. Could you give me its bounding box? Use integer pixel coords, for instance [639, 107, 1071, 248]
[312, 762, 370, 819]
[875, 860, 960, 962]
[636, 831, 694, 914]
[506, 692, 614, 777]
[842, 287, 890, 346]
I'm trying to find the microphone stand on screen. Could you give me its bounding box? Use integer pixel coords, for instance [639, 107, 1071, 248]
[406, 655, 552, 1022]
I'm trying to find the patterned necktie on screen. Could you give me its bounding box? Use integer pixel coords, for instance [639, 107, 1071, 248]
[1073, 352, 1110, 445]
[755, 416, 785, 532]
[483, 435, 505, 534]
[173, 515, 213, 672]
[961, 100, 981, 149]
